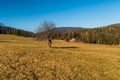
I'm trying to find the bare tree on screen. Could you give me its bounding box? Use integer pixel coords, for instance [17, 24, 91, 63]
[35, 21, 56, 40]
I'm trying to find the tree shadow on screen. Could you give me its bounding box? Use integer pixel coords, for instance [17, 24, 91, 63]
[0, 40, 19, 43]
[52, 46, 79, 49]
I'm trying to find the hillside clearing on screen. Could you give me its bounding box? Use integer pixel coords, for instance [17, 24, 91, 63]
[0, 34, 120, 80]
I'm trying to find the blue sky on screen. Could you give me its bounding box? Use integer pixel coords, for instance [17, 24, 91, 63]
[0, 0, 120, 31]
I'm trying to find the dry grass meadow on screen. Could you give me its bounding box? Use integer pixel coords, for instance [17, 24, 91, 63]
[0, 34, 120, 80]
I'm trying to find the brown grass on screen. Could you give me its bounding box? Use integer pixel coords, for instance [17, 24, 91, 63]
[0, 34, 120, 80]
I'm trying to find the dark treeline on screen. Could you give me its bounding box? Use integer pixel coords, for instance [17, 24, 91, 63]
[50, 24, 120, 45]
[0, 25, 35, 37]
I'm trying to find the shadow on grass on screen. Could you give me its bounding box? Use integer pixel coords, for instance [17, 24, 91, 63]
[0, 40, 19, 43]
[52, 46, 79, 49]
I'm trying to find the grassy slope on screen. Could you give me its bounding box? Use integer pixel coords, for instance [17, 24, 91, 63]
[0, 34, 120, 80]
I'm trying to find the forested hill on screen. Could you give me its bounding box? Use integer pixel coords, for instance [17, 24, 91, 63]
[50, 23, 120, 45]
[1, 23, 120, 45]
[36, 23, 120, 45]
[74, 23, 120, 45]
[0, 25, 35, 37]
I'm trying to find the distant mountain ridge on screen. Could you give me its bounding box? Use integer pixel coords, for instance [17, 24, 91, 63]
[55, 27, 85, 32]
[55, 23, 120, 32]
